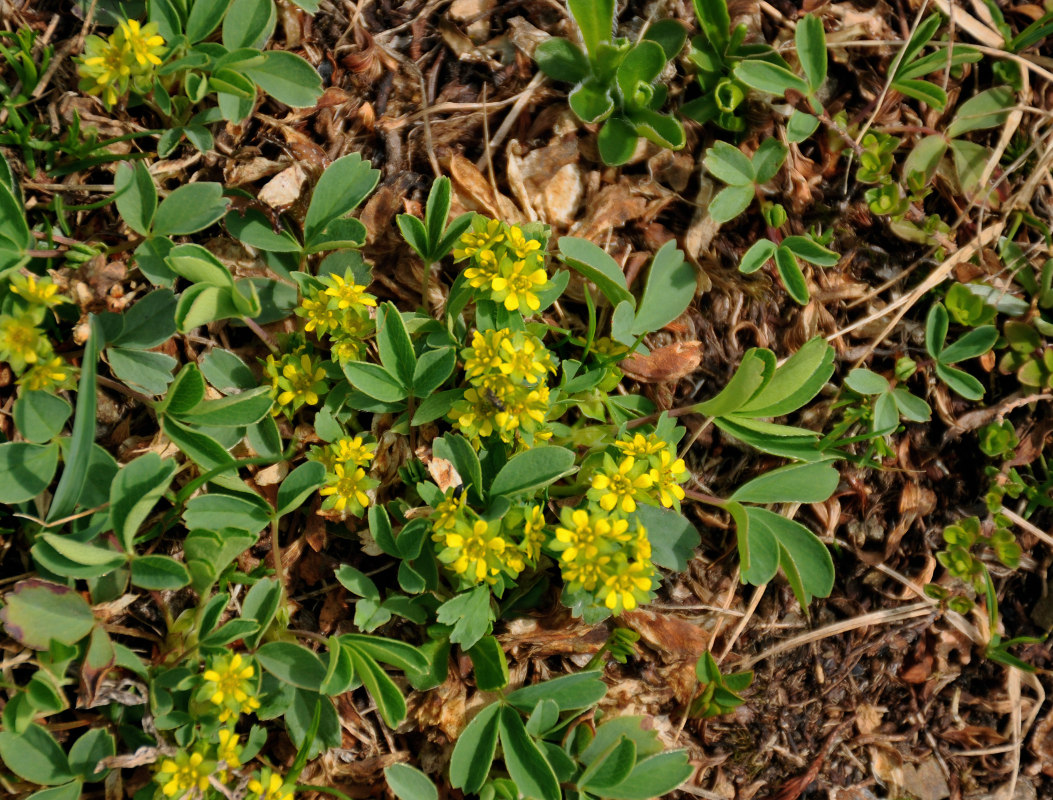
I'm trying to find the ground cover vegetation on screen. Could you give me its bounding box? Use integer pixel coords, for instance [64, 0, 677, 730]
[0, 0, 1051, 798]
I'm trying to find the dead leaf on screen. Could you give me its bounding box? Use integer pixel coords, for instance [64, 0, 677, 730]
[621, 341, 703, 383]
[258, 164, 307, 210]
[621, 608, 708, 661]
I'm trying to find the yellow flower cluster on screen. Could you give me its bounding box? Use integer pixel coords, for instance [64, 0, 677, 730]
[430, 489, 547, 588]
[610, 431, 690, 511]
[296, 269, 376, 362]
[248, 768, 296, 800]
[0, 273, 75, 390]
[448, 327, 555, 446]
[155, 749, 213, 799]
[453, 216, 552, 313]
[200, 653, 261, 723]
[263, 350, 329, 416]
[312, 435, 379, 517]
[551, 507, 655, 614]
[77, 19, 165, 108]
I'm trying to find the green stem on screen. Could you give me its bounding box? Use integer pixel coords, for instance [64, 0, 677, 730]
[422, 260, 435, 313]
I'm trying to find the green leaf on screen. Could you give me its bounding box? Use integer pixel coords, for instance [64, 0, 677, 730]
[68, 728, 115, 782]
[200, 348, 257, 393]
[109, 452, 178, 551]
[303, 153, 381, 246]
[339, 634, 430, 674]
[341, 361, 407, 402]
[277, 461, 326, 517]
[174, 284, 244, 332]
[939, 325, 998, 364]
[703, 141, 754, 185]
[737, 337, 834, 418]
[795, 15, 827, 92]
[752, 138, 788, 184]
[368, 504, 400, 558]
[377, 303, 417, 387]
[534, 38, 590, 84]
[635, 504, 700, 571]
[729, 461, 838, 504]
[385, 764, 438, 800]
[708, 184, 754, 223]
[632, 241, 695, 336]
[449, 702, 500, 794]
[158, 362, 207, 416]
[505, 671, 607, 713]
[734, 60, 809, 96]
[692, 0, 730, 51]
[435, 585, 492, 650]
[225, 208, 302, 252]
[739, 239, 777, 274]
[568, 0, 614, 59]
[466, 636, 509, 692]
[892, 387, 931, 423]
[569, 80, 616, 124]
[176, 386, 273, 426]
[186, 0, 230, 41]
[628, 107, 685, 150]
[114, 162, 157, 236]
[844, 367, 889, 395]
[257, 642, 328, 690]
[903, 134, 948, 183]
[36, 533, 124, 571]
[0, 580, 95, 650]
[14, 391, 71, 443]
[893, 77, 947, 110]
[935, 362, 986, 400]
[0, 181, 30, 255]
[947, 86, 1015, 138]
[597, 116, 640, 166]
[601, 750, 694, 799]
[580, 735, 636, 792]
[223, 0, 276, 49]
[106, 348, 177, 395]
[781, 236, 839, 266]
[183, 492, 270, 534]
[0, 723, 73, 785]
[412, 347, 455, 397]
[489, 446, 577, 498]
[242, 577, 282, 648]
[425, 176, 453, 254]
[346, 646, 406, 727]
[643, 19, 687, 61]
[616, 40, 666, 99]
[131, 555, 191, 590]
[745, 508, 834, 607]
[47, 317, 99, 521]
[925, 302, 949, 358]
[499, 706, 561, 800]
[558, 236, 633, 307]
[241, 49, 323, 107]
[774, 246, 809, 304]
[695, 347, 775, 416]
[433, 434, 483, 503]
[107, 289, 177, 349]
[162, 416, 236, 470]
[153, 183, 229, 236]
[786, 109, 820, 142]
[396, 213, 428, 261]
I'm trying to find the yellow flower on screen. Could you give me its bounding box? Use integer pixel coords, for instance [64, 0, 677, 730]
[322, 270, 377, 310]
[589, 455, 654, 514]
[215, 728, 242, 780]
[296, 292, 341, 336]
[506, 226, 542, 260]
[248, 768, 295, 800]
[650, 449, 688, 509]
[518, 504, 547, 563]
[614, 433, 667, 459]
[490, 258, 549, 312]
[332, 435, 376, 466]
[201, 653, 261, 722]
[155, 750, 213, 799]
[17, 355, 75, 391]
[431, 487, 468, 532]
[267, 353, 328, 414]
[463, 248, 502, 290]
[590, 337, 630, 359]
[0, 313, 50, 373]
[453, 217, 505, 261]
[597, 557, 655, 613]
[9, 273, 67, 313]
[319, 462, 376, 516]
[433, 517, 523, 585]
[119, 19, 165, 68]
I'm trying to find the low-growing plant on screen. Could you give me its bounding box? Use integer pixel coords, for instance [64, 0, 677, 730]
[534, 0, 687, 164]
